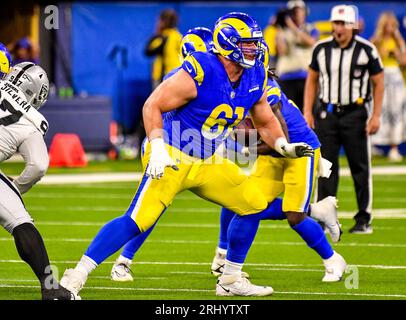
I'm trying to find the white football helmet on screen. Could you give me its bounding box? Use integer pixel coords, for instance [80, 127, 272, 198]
[5, 62, 49, 110]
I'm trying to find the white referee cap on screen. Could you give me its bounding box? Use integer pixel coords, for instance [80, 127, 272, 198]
[330, 5, 357, 24]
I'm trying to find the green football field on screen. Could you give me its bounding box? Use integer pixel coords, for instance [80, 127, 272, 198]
[0, 160, 405, 300]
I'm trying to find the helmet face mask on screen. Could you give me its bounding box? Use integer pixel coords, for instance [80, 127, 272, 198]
[237, 39, 262, 67]
[257, 39, 270, 70]
[5, 62, 49, 110]
[213, 12, 263, 68]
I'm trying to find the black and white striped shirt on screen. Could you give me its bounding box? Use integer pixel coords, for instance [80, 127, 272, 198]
[309, 35, 383, 105]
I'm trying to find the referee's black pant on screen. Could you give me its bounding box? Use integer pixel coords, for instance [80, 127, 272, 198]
[315, 103, 372, 220]
[278, 78, 306, 112]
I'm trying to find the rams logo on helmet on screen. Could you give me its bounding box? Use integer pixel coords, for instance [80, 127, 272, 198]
[180, 27, 214, 61]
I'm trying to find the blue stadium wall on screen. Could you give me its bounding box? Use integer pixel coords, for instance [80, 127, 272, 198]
[71, 1, 406, 133]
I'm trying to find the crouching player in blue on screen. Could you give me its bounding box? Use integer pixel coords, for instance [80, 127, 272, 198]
[211, 40, 346, 286]
[60, 12, 314, 297]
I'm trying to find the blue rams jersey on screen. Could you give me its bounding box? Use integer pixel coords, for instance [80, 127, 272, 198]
[265, 77, 320, 150]
[163, 51, 267, 159]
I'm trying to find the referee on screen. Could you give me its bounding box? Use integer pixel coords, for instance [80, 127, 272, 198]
[303, 4, 384, 234]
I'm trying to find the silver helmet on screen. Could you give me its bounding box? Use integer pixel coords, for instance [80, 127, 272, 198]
[5, 62, 49, 110]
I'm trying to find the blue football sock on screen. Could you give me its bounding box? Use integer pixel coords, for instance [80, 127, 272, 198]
[219, 199, 285, 251]
[291, 216, 334, 259]
[85, 215, 140, 264]
[226, 213, 261, 264]
[258, 198, 285, 220]
[218, 208, 236, 250]
[121, 226, 154, 260]
[120, 208, 166, 260]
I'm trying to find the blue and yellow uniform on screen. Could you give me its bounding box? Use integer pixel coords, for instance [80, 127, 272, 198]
[0, 43, 11, 79]
[127, 51, 269, 231]
[164, 51, 266, 158]
[250, 77, 321, 213]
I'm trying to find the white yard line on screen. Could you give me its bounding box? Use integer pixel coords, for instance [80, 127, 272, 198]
[39, 173, 142, 185]
[33, 221, 406, 231]
[169, 271, 208, 275]
[24, 193, 130, 199]
[23, 187, 403, 198]
[28, 206, 218, 213]
[92, 276, 166, 280]
[26, 205, 406, 219]
[0, 237, 405, 248]
[0, 283, 404, 298]
[0, 259, 405, 270]
[252, 267, 324, 272]
[34, 165, 406, 185]
[23, 191, 406, 203]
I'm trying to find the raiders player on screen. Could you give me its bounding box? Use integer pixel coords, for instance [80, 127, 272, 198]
[0, 62, 76, 300]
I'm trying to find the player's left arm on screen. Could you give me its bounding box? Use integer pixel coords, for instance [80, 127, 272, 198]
[250, 91, 313, 158]
[14, 132, 49, 194]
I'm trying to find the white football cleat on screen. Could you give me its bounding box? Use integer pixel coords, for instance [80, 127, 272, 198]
[211, 252, 250, 278]
[311, 196, 342, 243]
[322, 251, 347, 282]
[111, 257, 134, 282]
[60, 269, 87, 297]
[216, 274, 273, 296]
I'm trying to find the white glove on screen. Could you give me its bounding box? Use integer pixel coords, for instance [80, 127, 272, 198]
[317, 157, 332, 178]
[274, 137, 314, 158]
[146, 138, 178, 179]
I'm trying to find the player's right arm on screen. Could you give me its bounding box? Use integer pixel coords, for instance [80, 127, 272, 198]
[142, 69, 197, 179]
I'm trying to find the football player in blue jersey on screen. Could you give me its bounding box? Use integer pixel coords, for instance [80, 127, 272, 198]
[211, 40, 347, 285]
[109, 32, 344, 284]
[0, 42, 11, 78]
[61, 12, 314, 297]
[111, 35, 345, 282]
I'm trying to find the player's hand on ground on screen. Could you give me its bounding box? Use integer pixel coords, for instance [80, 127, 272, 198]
[146, 138, 179, 179]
